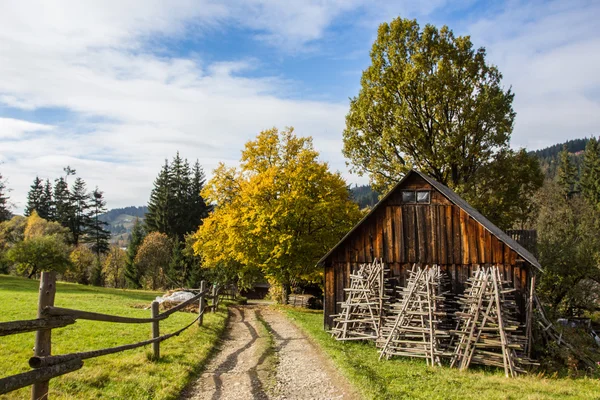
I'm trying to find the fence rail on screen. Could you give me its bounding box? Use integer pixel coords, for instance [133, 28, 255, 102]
[0, 272, 223, 399]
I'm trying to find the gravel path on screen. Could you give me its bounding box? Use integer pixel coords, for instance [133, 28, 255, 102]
[183, 304, 357, 400]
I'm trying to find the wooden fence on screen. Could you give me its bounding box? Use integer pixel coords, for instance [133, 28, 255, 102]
[0, 272, 223, 399]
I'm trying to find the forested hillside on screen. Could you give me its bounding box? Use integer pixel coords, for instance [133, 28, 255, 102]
[350, 184, 379, 209]
[99, 206, 148, 223]
[533, 138, 589, 179]
[99, 206, 148, 245]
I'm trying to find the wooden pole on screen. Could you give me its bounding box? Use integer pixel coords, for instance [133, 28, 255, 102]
[211, 285, 217, 313]
[526, 273, 536, 358]
[151, 301, 160, 360]
[32, 271, 57, 400]
[198, 281, 206, 326]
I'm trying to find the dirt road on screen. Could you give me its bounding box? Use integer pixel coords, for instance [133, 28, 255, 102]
[183, 304, 357, 400]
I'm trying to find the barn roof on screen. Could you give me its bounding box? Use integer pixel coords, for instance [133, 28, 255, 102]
[319, 170, 543, 271]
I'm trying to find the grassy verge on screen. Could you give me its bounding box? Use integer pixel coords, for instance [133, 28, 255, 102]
[0, 275, 230, 400]
[281, 307, 600, 400]
[253, 310, 278, 394]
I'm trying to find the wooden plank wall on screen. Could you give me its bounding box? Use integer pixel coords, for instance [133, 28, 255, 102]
[328, 205, 519, 267]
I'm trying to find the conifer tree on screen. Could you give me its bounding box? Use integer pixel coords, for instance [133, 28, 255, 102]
[53, 177, 72, 231]
[145, 160, 173, 235]
[70, 177, 91, 245]
[124, 218, 145, 288]
[190, 160, 211, 230]
[86, 188, 110, 257]
[170, 152, 191, 239]
[557, 145, 578, 199]
[90, 258, 104, 287]
[0, 172, 11, 222]
[580, 137, 600, 208]
[40, 179, 54, 220]
[167, 237, 187, 287]
[146, 155, 211, 240]
[25, 177, 44, 217]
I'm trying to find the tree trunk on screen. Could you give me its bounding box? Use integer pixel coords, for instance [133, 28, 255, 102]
[282, 283, 290, 305]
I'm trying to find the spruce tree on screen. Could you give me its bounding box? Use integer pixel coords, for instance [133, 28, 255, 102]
[124, 218, 145, 288]
[167, 237, 187, 287]
[90, 258, 104, 287]
[170, 152, 192, 239]
[40, 179, 54, 220]
[190, 160, 211, 230]
[25, 177, 44, 217]
[86, 188, 111, 257]
[0, 172, 11, 222]
[70, 177, 91, 245]
[580, 137, 600, 208]
[145, 160, 173, 235]
[54, 177, 73, 230]
[557, 145, 577, 199]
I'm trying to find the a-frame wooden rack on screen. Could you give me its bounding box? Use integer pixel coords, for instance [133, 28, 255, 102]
[377, 264, 451, 366]
[450, 266, 527, 377]
[330, 259, 387, 341]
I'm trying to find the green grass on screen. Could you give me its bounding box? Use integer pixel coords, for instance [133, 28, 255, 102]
[254, 310, 279, 395]
[281, 307, 600, 400]
[0, 275, 230, 400]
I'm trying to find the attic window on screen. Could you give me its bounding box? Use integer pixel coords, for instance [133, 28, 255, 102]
[401, 190, 431, 204]
[401, 190, 416, 203]
[416, 191, 430, 204]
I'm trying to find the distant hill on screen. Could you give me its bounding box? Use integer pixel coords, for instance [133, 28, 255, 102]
[100, 206, 147, 245]
[531, 138, 591, 180]
[350, 185, 379, 209]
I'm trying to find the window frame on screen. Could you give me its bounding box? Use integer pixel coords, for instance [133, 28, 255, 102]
[416, 190, 431, 204]
[401, 190, 416, 203]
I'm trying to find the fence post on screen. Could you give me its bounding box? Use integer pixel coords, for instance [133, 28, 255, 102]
[151, 301, 160, 360]
[211, 285, 217, 313]
[198, 281, 206, 326]
[32, 271, 57, 400]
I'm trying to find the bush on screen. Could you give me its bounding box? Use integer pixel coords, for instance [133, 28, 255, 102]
[307, 296, 323, 310]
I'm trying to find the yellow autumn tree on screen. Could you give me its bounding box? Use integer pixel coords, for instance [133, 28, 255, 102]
[103, 245, 127, 288]
[194, 127, 362, 302]
[135, 232, 171, 290]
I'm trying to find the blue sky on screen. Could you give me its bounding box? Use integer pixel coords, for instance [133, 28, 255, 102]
[1, 0, 599, 212]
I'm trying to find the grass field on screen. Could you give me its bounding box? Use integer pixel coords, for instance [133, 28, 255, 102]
[0, 275, 229, 400]
[282, 307, 600, 400]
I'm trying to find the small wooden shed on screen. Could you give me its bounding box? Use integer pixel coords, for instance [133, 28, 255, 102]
[319, 170, 542, 329]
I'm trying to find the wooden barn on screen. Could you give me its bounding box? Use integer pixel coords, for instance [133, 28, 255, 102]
[319, 170, 542, 330]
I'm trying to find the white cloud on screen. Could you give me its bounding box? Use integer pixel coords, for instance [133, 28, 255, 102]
[0, 118, 54, 139]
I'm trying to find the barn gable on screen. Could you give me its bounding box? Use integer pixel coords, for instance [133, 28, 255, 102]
[319, 170, 541, 270]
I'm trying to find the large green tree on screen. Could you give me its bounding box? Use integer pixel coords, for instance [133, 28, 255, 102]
[194, 127, 363, 302]
[342, 17, 540, 227]
[556, 144, 578, 199]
